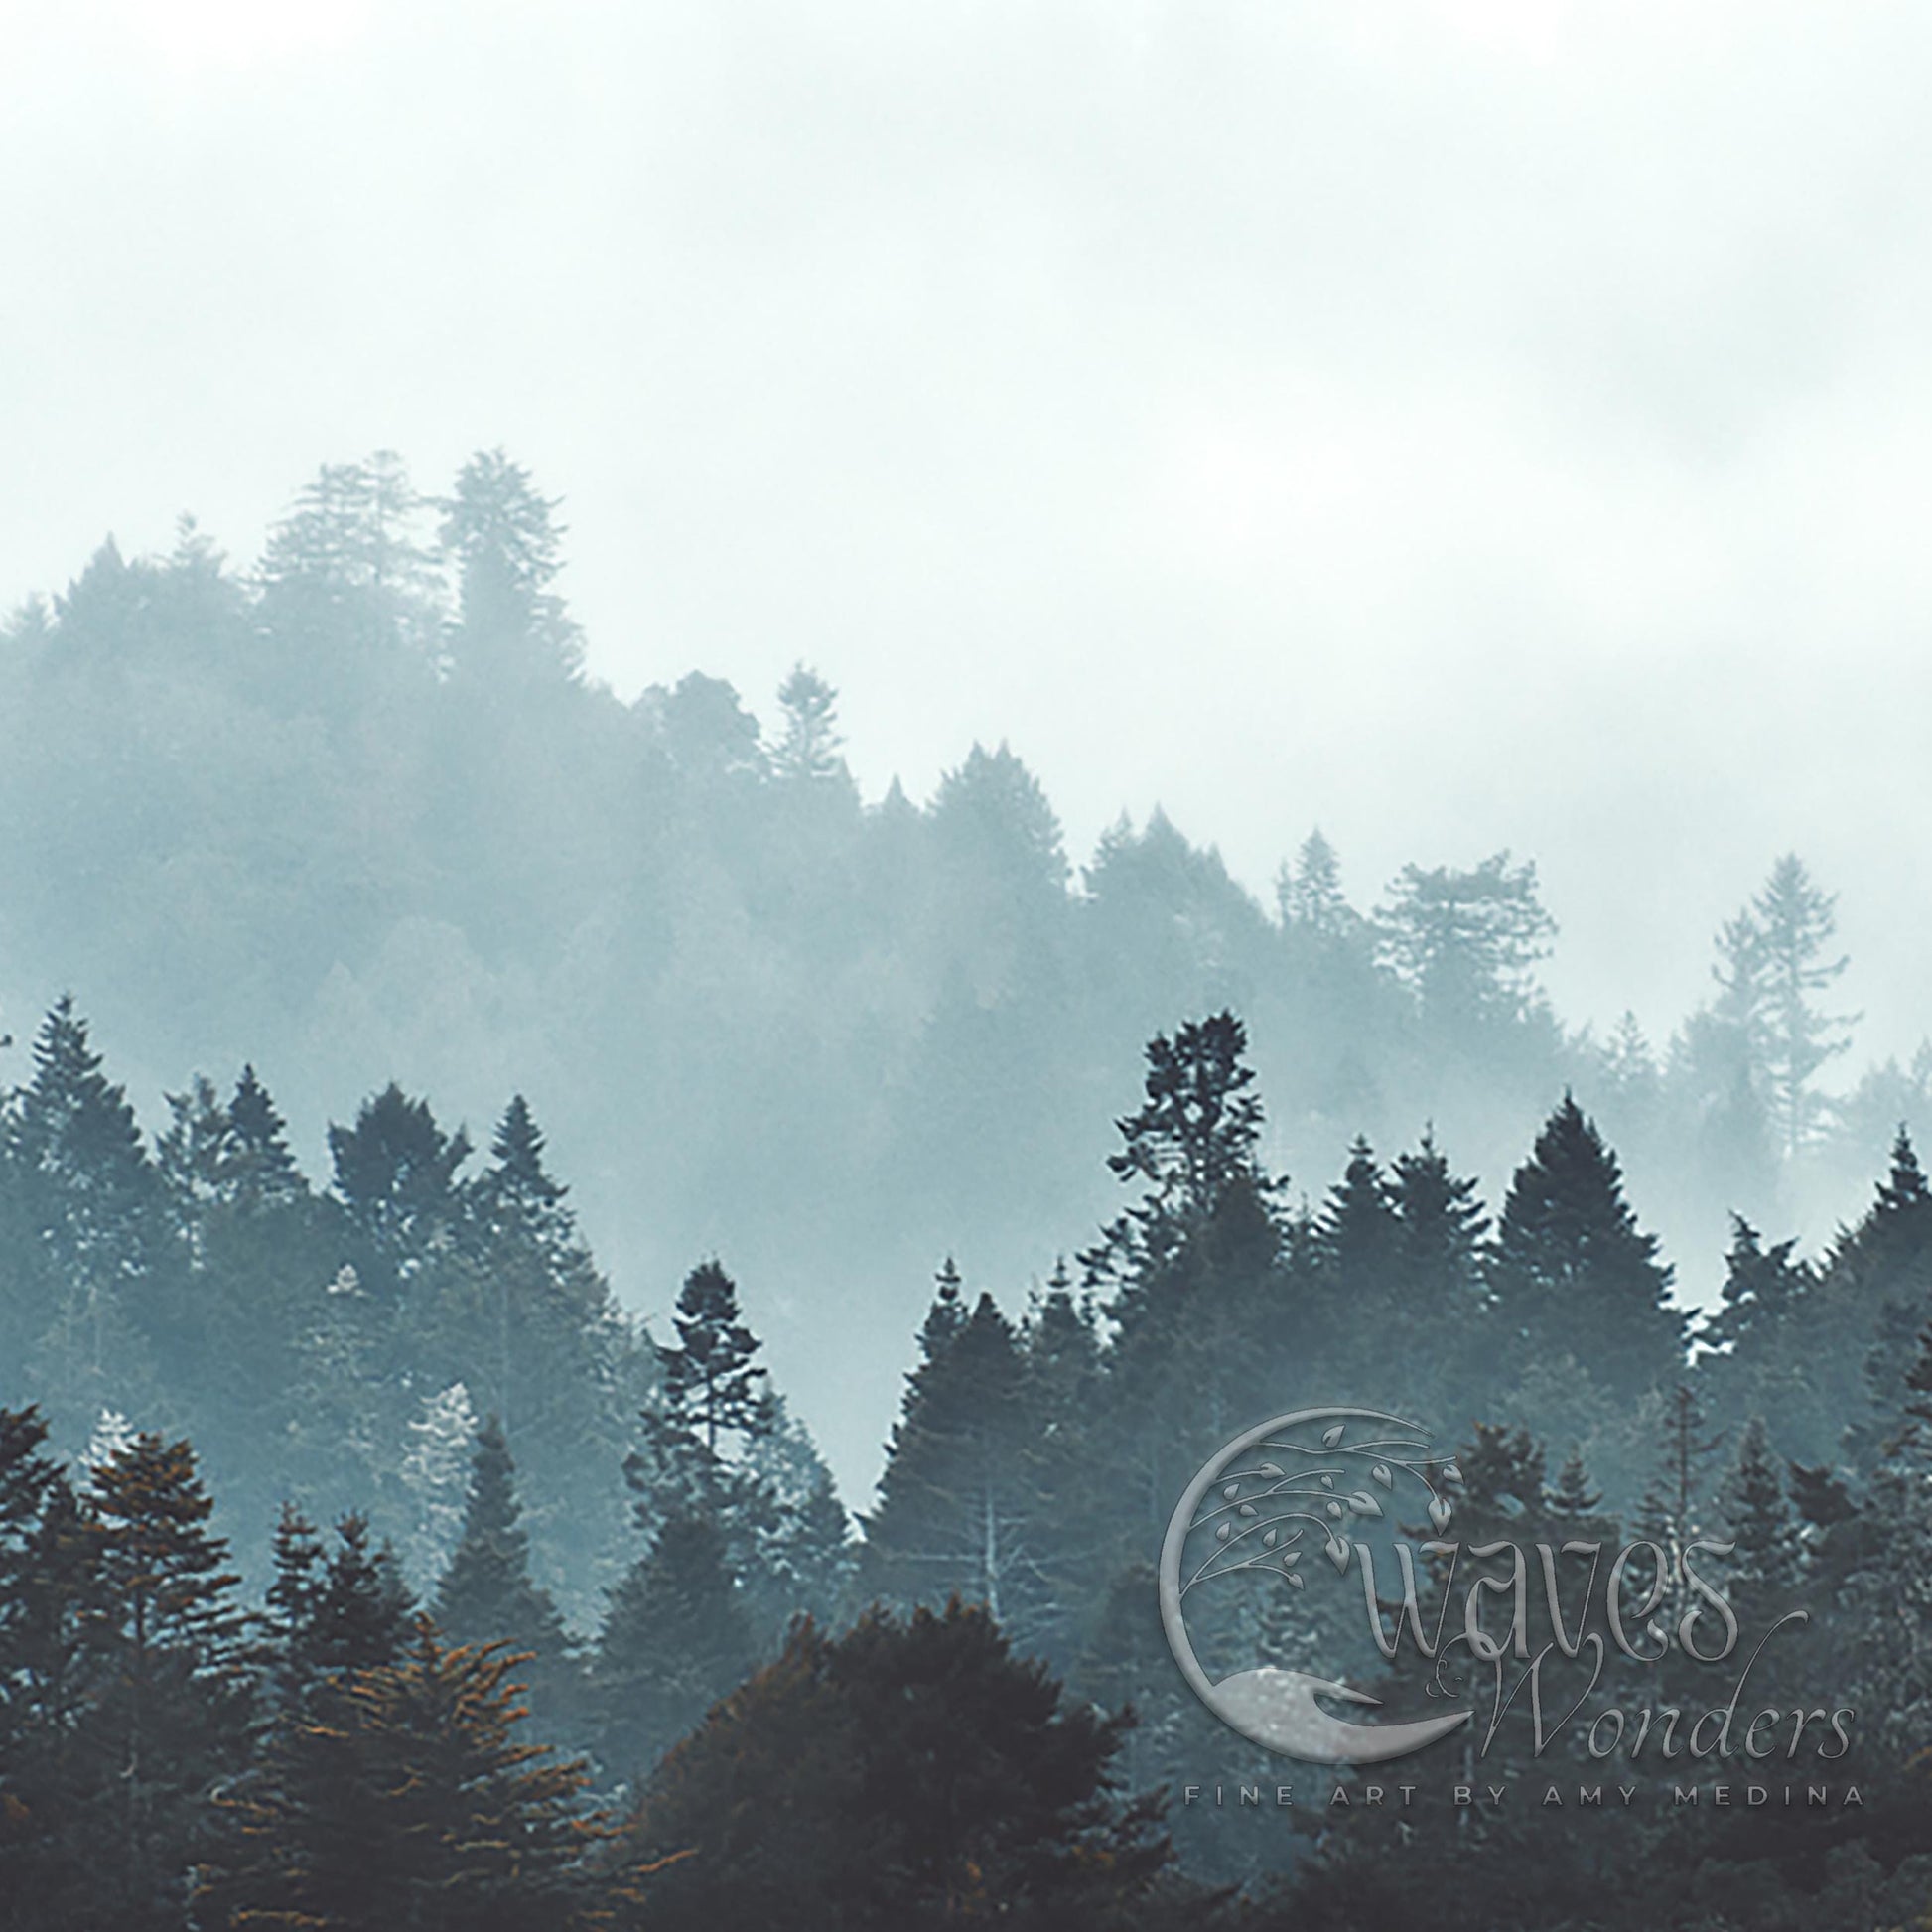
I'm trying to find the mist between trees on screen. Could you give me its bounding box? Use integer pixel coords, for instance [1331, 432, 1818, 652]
[0, 450, 1918, 1495]
[7, 452, 1932, 1924]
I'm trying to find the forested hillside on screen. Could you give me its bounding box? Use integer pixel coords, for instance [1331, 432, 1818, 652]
[1, 451, 1922, 1487]
[7, 1001, 1932, 1926]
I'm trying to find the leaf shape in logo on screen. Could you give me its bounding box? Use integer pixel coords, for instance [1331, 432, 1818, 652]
[1216, 1523, 1231, 1541]
[1319, 1475, 1334, 1490]
[1442, 1463, 1463, 1487]
[1322, 1424, 1345, 1448]
[1428, 1496, 1453, 1532]
[1239, 1503, 1258, 1517]
[1325, 1534, 1350, 1572]
[1223, 1482, 1240, 1500]
[1262, 1528, 1278, 1548]
[1349, 1491, 1383, 1518]
[1285, 1569, 1305, 1589]
[1326, 1499, 1342, 1519]
[1256, 1462, 1284, 1477]
[1371, 1463, 1393, 1488]
[1283, 1547, 1300, 1566]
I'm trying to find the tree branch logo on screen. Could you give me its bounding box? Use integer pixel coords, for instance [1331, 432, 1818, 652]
[1161, 1403, 1852, 1777]
[1161, 1406, 1473, 1763]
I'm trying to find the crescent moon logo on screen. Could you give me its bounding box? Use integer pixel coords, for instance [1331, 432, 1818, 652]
[1158, 1406, 1473, 1764]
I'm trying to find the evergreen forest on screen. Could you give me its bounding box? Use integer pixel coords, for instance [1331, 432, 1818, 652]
[4, 456, 1932, 1927]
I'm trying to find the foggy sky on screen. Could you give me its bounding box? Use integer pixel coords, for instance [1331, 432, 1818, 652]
[6, 0, 1932, 1074]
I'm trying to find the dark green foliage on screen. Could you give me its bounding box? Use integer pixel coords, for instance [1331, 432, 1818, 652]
[1722, 1416, 1803, 1593]
[431, 1416, 576, 1725]
[1390, 1128, 1493, 1415]
[1489, 1092, 1684, 1404]
[1703, 1212, 1811, 1355]
[80, 1433, 255, 1930]
[1094, 1013, 1268, 1254]
[444, 1097, 640, 1617]
[1547, 1443, 1602, 1518]
[1316, 1135, 1400, 1290]
[730, 1396, 858, 1646]
[263, 1507, 414, 1716]
[327, 1082, 472, 1283]
[617, 1599, 1173, 1932]
[863, 1282, 1063, 1650]
[648, 1257, 775, 1473]
[9, 992, 1932, 1924]
[215, 1618, 610, 1932]
[593, 1509, 755, 1784]
[0, 1410, 98, 1931]
[6, 997, 161, 1419]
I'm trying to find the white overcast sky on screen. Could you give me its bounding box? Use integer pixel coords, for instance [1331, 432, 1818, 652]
[6, 0, 1932, 1071]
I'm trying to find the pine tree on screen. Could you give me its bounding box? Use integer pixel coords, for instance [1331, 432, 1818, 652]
[1081, 1010, 1276, 1304]
[328, 1083, 473, 1285]
[594, 1509, 756, 1784]
[470, 1096, 577, 1264]
[1277, 827, 1354, 939]
[1392, 1129, 1490, 1303]
[264, 1507, 415, 1718]
[1702, 1213, 1810, 1355]
[1488, 1093, 1683, 1404]
[308, 1516, 414, 1675]
[8, 996, 159, 1412]
[1318, 1136, 1400, 1288]
[1388, 1128, 1491, 1412]
[439, 448, 581, 684]
[160, 1064, 306, 1226]
[771, 664, 847, 783]
[432, 1416, 575, 1724]
[1004, 1264, 1107, 1669]
[457, 1096, 639, 1623]
[0, 1409, 99, 1932]
[1838, 1130, 1932, 1465]
[216, 1618, 607, 1931]
[260, 453, 441, 612]
[1711, 854, 1857, 1157]
[1722, 1417, 1802, 1593]
[155, 1074, 230, 1241]
[731, 1397, 856, 1646]
[152, 1064, 324, 1493]
[1600, 1010, 1661, 1111]
[83, 1432, 254, 1928]
[919, 1256, 968, 1358]
[1631, 1384, 1726, 1639]
[647, 1259, 775, 1479]
[225, 1064, 305, 1204]
[1375, 851, 1555, 1030]
[263, 1504, 327, 1709]
[1842, 1125, 1932, 1280]
[1548, 1445, 1603, 1521]
[863, 1290, 1054, 1650]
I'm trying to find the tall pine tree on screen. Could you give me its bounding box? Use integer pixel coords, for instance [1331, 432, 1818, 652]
[1488, 1094, 1683, 1405]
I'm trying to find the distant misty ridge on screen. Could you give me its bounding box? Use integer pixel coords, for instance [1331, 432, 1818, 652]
[0, 447, 1921, 1490]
